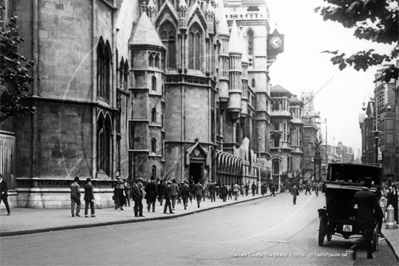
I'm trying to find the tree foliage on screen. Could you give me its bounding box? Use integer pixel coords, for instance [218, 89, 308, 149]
[0, 12, 36, 122]
[315, 0, 399, 82]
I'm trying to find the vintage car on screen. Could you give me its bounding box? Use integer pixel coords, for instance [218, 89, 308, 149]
[317, 163, 382, 251]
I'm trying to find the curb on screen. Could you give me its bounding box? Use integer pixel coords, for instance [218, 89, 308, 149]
[381, 231, 399, 262]
[0, 194, 271, 237]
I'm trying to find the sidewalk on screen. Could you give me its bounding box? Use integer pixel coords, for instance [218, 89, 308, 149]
[0, 193, 270, 237]
[0, 192, 398, 261]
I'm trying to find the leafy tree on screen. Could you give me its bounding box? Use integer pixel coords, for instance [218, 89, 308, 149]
[315, 0, 398, 82]
[0, 12, 36, 122]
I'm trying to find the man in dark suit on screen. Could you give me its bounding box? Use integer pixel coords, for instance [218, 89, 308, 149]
[163, 180, 174, 214]
[131, 178, 144, 217]
[347, 177, 383, 260]
[145, 177, 157, 212]
[291, 184, 299, 205]
[0, 174, 11, 216]
[84, 178, 95, 218]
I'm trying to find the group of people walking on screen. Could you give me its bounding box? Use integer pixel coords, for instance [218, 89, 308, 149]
[109, 177, 279, 216]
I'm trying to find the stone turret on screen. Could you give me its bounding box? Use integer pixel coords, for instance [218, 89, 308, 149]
[239, 27, 249, 120]
[227, 20, 242, 121]
[216, 0, 230, 104]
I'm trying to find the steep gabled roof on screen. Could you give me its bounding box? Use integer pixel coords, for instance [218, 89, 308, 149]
[130, 12, 165, 49]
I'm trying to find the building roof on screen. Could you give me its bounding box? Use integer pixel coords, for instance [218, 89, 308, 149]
[271, 84, 292, 96]
[129, 12, 165, 49]
[229, 20, 242, 54]
[290, 95, 303, 105]
[241, 0, 267, 5]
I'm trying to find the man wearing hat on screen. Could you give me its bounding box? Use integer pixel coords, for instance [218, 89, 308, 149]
[346, 177, 383, 260]
[145, 176, 157, 212]
[131, 178, 144, 217]
[84, 178, 95, 217]
[70, 176, 81, 217]
[163, 180, 174, 214]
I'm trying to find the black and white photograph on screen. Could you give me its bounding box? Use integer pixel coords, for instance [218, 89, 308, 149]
[0, 0, 398, 265]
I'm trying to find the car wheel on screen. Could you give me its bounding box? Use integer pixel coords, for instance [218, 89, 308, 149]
[318, 214, 327, 246]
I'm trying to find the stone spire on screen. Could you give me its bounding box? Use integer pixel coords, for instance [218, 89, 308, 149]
[239, 27, 248, 63]
[129, 11, 165, 49]
[216, 0, 229, 36]
[229, 20, 241, 55]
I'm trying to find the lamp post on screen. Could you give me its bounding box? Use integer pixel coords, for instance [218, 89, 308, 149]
[278, 148, 281, 193]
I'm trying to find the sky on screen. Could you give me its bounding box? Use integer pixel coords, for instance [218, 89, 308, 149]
[265, 0, 395, 158]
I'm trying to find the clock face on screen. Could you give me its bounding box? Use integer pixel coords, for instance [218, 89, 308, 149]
[269, 36, 282, 49]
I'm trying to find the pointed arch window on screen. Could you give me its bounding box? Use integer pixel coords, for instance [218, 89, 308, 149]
[251, 78, 255, 88]
[124, 60, 129, 90]
[97, 113, 113, 176]
[152, 76, 156, 91]
[155, 54, 160, 68]
[97, 38, 112, 103]
[160, 22, 176, 69]
[189, 24, 202, 70]
[149, 53, 154, 67]
[151, 138, 157, 153]
[247, 30, 254, 55]
[151, 108, 157, 123]
[152, 165, 157, 178]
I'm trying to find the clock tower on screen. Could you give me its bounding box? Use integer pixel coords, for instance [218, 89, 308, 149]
[267, 28, 284, 61]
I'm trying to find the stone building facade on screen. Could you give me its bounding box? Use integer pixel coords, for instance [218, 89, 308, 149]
[0, 0, 281, 208]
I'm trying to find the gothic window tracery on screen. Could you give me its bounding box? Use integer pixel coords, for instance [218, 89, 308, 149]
[188, 23, 203, 70]
[160, 21, 176, 69]
[97, 38, 112, 103]
[97, 113, 112, 176]
[152, 76, 157, 91]
[247, 30, 254, 55]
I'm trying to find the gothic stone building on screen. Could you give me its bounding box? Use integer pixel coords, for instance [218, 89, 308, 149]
[0, 0, 282, 208]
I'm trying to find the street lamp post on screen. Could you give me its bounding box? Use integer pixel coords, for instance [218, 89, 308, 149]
[278, 148, 281, 193]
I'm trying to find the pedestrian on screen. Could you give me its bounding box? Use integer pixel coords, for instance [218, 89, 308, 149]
[209, 181, 216, 202]
[180, 181, 190, 210]
[70, 176, 81, 217]
[113, 177, 125, 210]
[251, 182, 256, 196]
[387, 183, 398, 224]
[131, 178, 144, 217]
[291, 184, 299, 205]
[233, 182, 240, 201]
[227, 185, 232, 200]
[346, 177, 383, 260]
[170, 179, 179, 210]
[163, 180, 174, 214]
[194, 181, 203, 208]
[261, 183, 266, 196]
[245, 182, 249, 196]
[145, 176, 157, 212]
[220, 184, 228, 202]
[305, 183, 312, 195]
[315, 184, 319, 197]
[157, 179, 165, 206]
[270, 184, 276, 196]
[124, 179, 131, 207]
[0, 174, 11, 216]
[84, 178, 95, 217]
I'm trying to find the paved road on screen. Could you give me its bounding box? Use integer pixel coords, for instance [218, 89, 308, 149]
[1, 193, 397, 266]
